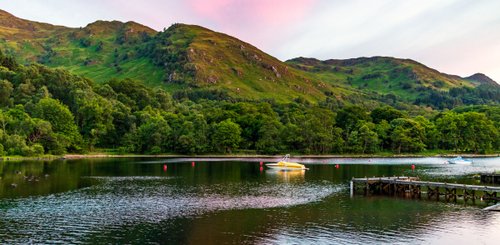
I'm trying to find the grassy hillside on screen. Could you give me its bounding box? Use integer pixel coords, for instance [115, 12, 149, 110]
[144, 24, 361, 102]
[0, 10, 163, 87]
[287, 57, 499, 108]
[0, 9, 498, 107]
[287, 57, 472, 99]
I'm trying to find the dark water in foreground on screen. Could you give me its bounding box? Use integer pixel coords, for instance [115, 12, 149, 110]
[0, 157, 499, 244]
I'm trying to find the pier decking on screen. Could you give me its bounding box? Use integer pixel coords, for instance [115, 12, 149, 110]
[481, 173, 500, 184]
[350, 176, 500, 203]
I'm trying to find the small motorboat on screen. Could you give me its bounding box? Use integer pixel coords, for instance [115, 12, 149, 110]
[266, 154, 308, 171]
[446, 156, 473, 164]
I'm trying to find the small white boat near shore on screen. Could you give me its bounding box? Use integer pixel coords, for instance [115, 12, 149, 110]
[445, 156, 473, 165]
[266, 154, 308, 171]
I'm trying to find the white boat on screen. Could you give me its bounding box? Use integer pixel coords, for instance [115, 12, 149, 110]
[266, 154, 308, 171]
[446, 156, 473, 164]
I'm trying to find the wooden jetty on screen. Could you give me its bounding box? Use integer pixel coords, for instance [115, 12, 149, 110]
[481, 173, 500, 185]
[350, 176, 500, 203]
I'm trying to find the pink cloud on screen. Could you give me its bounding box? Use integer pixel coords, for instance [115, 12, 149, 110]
[187, 0, 316, 27]
[185, 0, 317, 52]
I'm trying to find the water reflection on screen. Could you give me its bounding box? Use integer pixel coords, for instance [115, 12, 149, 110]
[265, 169, 306, 183]
[0, 157, 500, 244]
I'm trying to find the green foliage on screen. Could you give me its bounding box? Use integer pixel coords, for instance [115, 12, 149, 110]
[2, 12, 499, 109]
[3, 134, 28, 155]
[0, 79, 13, 107]
[348, 121, 379, 153]
[289, 57, 500, 109]
[211, 119, 242, 153]
[33, 98, 82, 144]
[370, 106, 406, 123]
[435, 111, 498, 153]
[134, 108, 171, 153]
[256, 120, 283, 154]
[435, 112, 465, 152]
[0, 41, 498, 156]
[390, 118, 426, 153]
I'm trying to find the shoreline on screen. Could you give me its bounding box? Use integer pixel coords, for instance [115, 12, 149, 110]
[1, 153, 499, 161]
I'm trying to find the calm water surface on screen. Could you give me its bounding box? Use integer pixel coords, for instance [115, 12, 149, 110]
[0, 157, 499, 244]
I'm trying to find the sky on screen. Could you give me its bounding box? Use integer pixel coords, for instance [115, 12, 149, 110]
[2, 0, 500, 83]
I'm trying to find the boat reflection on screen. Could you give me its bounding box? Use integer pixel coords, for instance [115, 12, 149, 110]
[265, 169, 306, 183]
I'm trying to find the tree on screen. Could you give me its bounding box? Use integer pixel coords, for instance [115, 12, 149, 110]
[0, 109, 10, 132]
[347, 121, 379, 153]
[462, 112, 498, 153]
[2, 134, 27, 155]
[390, 118, 426, 153]
[33, 98, 80, 138]
[256, 119, 283, 154]
[280, 122, 304, 152]
[33, 98, 82, 152]
[375, 120, 391, 150]
[5, 105, 35, 137]
[27, 119, 52, 144]
[75, 96, 113, 151]
[336, 106, 370, 145]
[414, 116, 438, 150]
[134, 109, 171, 153]
[211, 119, 242, 153]
[0, 79, 13, 107]
[370, 106, 405, 124]
[14, 80, 36, 105]
[356, 121, 379, 153]
[435, 112, 466, 152]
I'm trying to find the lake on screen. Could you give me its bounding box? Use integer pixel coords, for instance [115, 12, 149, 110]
[1, 157, 500, 244]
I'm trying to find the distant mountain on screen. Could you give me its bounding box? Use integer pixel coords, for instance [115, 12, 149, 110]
[287, 56, 484, 98]
[0, 9, 498, 107]
[287, 56, 499, 108]
[465, 73, 498, 86]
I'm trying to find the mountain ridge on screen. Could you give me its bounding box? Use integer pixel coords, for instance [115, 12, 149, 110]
[0, 9, 498, 108]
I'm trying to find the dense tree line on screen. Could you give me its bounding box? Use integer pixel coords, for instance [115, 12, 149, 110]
[0, 52, 499, 156]
[414, 84, 500, 109]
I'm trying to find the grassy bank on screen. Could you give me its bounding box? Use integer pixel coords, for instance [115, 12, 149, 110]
[1, 150, 498, 162]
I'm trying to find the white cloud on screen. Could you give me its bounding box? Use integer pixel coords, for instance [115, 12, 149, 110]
[275, 0, 500, 82]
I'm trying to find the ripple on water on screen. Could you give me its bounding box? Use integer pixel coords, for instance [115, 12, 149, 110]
[0, 176, 342, 243]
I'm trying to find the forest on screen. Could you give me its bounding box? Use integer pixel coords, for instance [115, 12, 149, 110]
[0, 51, 499, 156]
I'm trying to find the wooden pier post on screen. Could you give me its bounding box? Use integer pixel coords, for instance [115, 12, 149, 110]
[350, 179, 354, 197]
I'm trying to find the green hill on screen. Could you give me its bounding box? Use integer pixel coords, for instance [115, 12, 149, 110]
[0, 9, 162, 86]
[287, 56, 499, 108]
[142, 23, 361, 102]
[0, 10, 498, 157]
[0, 9, 498, 107]
[0, 10, 357, 102]
[287, 56, 472, 98]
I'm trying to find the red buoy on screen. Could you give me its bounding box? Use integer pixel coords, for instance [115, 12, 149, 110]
[259, 166, 263, 172]
[259, 161, 263, 166]
[335, 164, 340, 169]
[192, 162, 195, 167]
[163, 164, 167, 171]
[411, 164, 416, 170]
